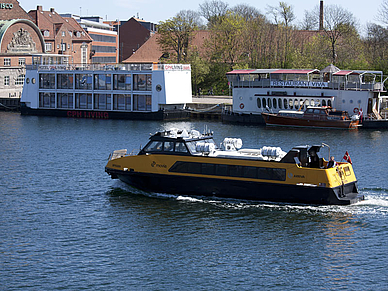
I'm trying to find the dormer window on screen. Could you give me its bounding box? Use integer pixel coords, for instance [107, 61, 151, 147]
[62, 31, 65, 37]
[43, 30, 50, 37]
[76, 32, 81, 38]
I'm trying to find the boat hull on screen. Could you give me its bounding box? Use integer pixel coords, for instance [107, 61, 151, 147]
[262, 112, 359, 129]
[20, 104, 190, 120]
[107, 168, 362, 205]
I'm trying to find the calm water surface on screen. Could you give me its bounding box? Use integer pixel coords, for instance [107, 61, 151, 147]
[1, 112, 387, 290]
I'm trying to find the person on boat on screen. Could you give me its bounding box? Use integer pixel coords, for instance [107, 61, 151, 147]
[327, 156, 337, 168]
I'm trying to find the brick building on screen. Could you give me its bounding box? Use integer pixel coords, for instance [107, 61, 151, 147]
[75, 16, 117, 64]
[118, 17, 157, 62]
[0, 0, 45, 106]
[28, 6, 92, 65]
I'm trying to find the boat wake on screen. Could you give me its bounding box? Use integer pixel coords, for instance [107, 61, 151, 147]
[110, 181, 388, 215]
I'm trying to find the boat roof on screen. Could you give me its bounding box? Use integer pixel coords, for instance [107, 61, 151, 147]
[279, 110, 304, 114]
[271, 69, 319, 74]
[226, 67, 383, 76]
[150, 129, 214, 142]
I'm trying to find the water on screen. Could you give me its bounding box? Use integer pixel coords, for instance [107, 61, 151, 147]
[1, 111, 387, 290]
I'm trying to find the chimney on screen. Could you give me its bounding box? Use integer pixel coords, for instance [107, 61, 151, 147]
[319, 0, 324, 30]
[50, 8, 55, 13]
[37, 5, 42, 11]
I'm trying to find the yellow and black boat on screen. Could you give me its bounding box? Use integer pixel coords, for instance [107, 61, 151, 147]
[105, 128, 364, 205]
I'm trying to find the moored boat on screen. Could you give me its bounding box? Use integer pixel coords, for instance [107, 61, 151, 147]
[105, 128, 364, 205]
[262, 106, 360, 129]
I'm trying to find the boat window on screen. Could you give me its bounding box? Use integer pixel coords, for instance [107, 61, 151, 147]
[202, 163, 215, 175]
[257, 98, 261, 108]
[289, 99, 293, 109]
[306, 108, 314, 113]
[305, 99, 310, 107]
[322, 100, 326, 106]
[143, 141, 163, 152]
[57, 73, 73, 89]
[273, 98, 277, 109]
[267, 98, 272, 108]
[39, 73, 55, 89]
[113, 74, 131, 90]
[314, 109, 321, 114]
[133, 74, 152, 91]
[175, 142, 188, 153]
[39, 92, 55, 108]
[75, 74, 93, 90]
[294, 99, 298, 109]
[164, 141, 175, 152]
[94, 94, 111, 110]
[299, 99, 304, 110]
[283, 99, 288, 109]
[57, 93, 73, 109]
[262, 98, 267, 108]
[278, 98, 282, 109]
[328, 100, 332, 107]
[169, 161, 286, 181]
[75, 93, 92, 109]
[94, 74, 112, 90]
[113, 94, 131, 110]
[133, 94, 152, 111]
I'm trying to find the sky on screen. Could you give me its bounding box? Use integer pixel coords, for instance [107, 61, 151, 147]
[21, 0, 381, 30]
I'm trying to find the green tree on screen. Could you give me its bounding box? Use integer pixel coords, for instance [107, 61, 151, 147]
[206, 12, 246, 70]
[157, 10, 200, 63]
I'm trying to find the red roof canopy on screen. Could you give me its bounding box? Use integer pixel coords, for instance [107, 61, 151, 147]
[226, 69, 256, 74]
[271, 69, 319, 74]
[333, 70, 358, 76]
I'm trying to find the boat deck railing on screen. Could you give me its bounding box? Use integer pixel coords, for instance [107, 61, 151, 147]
[26, 63, 191, 73]
[230, 79, 380, 92]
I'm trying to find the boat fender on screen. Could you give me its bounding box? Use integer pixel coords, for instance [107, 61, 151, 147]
[353, 108, 359, 114]
[239, 103, 244, 109]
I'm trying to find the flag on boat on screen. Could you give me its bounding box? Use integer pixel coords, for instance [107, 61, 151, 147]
[343, 151, 352, 164]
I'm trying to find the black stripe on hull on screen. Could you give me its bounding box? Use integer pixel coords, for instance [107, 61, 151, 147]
[107, 169, 363, 205]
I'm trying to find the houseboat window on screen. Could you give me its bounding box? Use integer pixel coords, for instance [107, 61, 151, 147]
[57, 93, 73, 109]
[273, 98, 277, 109]
[133, 94, 152, 111]
[289, 99, 293, 109]
[94, 74, 112, 90]
[94, 94, 111, 110]
[57, 74, 73, 89]
[328, 100, 332, 107]
[257, 98, 261, 108]
[299, 99, 304, 110]
[294, 99, 298, 109]
[322, 100, 326, 106]
[175, 142, 188, 153]
[75, 93, 92, 109]
[39, 73, 55, 89]
[75, 74, 92, 90]
[305, 99, 310, 107]
[113, 74, 131, 90]
[267, 98, 272, 108]
[39, 92, 55, 108]
[278, 98, 282, 109]
[350, 99, 353, 104]
[113, 94, 131, 110]
[32, 78, 36, 84]
[168, 161, 286, 181]
[283, 99, 288, 109]
[262, 98, 267, 108]
[133, 74, 152, 91]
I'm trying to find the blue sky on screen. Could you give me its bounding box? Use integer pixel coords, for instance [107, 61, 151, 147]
[22, 0, 380, 30]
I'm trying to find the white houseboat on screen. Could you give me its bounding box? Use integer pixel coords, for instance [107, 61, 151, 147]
[223, 65, 388, 128]
[21, 54, 192, 120]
